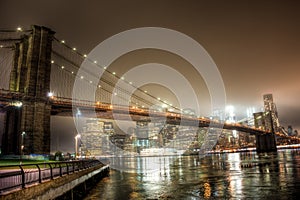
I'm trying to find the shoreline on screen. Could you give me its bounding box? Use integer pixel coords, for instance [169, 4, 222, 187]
[203, 143, 300, 155]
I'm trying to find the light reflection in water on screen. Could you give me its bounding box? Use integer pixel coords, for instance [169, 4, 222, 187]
[85, 149, 300, 199]
[227, 153, 243, 198]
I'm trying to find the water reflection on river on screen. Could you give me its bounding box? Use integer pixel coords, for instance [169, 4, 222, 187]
[85, 149, 300, 199]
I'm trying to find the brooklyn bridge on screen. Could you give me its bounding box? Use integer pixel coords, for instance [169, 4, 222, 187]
[0, 25, 299, 157]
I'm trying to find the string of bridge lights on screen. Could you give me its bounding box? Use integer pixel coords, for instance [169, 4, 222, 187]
[51, 59, 158, 109]
[51, 53, 155, 108]
[51, 59, 160, 109]
[53, 39, 155, 107]
[55, 37, 156, 101]
[52, 36, 181, 112]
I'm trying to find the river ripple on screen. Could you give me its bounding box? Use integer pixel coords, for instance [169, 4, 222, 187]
[85, 149, 300, 199]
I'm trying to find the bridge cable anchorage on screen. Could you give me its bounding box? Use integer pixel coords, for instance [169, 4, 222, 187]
[51, 37, 180, 112]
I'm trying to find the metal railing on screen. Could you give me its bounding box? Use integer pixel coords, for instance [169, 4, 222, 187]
[0, 159, 102, 194]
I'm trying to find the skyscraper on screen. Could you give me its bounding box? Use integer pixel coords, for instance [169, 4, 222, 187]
[263, 94, 280, 132]
[287, 125, 293, 136]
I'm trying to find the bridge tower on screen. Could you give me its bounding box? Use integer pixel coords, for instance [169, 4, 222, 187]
[254, 94, 278, 153]
[2, 25, 55, 155]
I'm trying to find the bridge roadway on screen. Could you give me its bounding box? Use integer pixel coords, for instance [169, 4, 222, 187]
[0, 89, 299, 141]
[50, 96, 266, 134]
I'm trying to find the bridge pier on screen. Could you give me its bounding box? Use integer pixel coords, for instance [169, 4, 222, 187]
[2, 25, 54, 155]
[2, 107, 22, 154]
[255, 133, 277, 153]
[21, 101, 52, 154]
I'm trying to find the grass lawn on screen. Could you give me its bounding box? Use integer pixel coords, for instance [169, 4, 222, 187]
[0, 159, 56, 167]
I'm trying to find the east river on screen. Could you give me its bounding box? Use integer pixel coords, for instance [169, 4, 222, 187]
[84, 149, 300, 199]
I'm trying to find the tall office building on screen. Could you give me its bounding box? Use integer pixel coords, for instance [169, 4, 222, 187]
[253, 94, 280, 133]
[81, 120, 112, 157]
[287, 125, 293, 136]
[263, 94, 280, 132]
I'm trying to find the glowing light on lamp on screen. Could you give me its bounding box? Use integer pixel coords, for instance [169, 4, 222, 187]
[75, 134, 81, 139]
[15, 102, 23, 107]
[47, 92, 54, 97]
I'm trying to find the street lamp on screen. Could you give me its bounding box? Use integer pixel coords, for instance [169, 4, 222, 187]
[75, 134, 81, 159]
[20, 131, 26, 165]
[74, 108, 82, 159]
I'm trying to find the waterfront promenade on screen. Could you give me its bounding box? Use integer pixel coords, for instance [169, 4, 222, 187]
[0, 160, 109, 200]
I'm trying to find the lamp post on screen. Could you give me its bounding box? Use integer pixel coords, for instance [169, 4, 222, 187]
[75, 108, 81, 159]
[20, 131, 25, 165]
[75, 134, 80, 159]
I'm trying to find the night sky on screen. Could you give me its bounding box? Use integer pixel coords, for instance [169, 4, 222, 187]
[1, 0, 300, 132]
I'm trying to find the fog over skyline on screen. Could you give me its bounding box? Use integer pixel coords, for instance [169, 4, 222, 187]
[1, 0, 299, 132]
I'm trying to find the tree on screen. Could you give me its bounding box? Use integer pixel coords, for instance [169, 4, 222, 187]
[54, 151, 63, 161]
